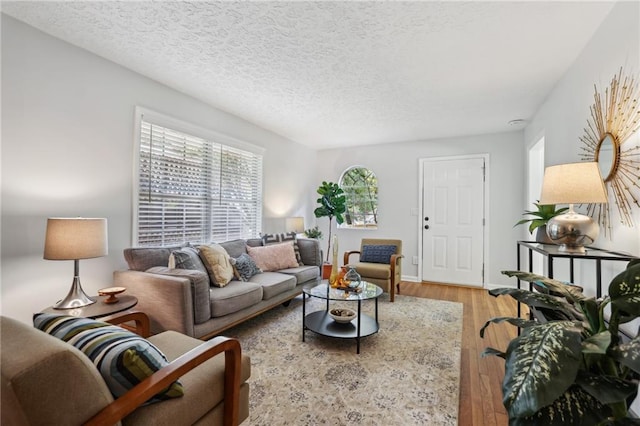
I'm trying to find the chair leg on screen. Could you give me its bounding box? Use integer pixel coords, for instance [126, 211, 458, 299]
[390, 281, 395, 303]
[396, 281, 401, 294]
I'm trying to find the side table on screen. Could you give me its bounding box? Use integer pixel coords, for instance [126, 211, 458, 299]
[40, 294, 138, 319]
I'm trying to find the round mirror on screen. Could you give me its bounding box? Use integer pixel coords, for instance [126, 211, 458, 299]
[595, 133, 619, 182]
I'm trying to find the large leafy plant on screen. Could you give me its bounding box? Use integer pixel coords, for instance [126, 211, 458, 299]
[313, 181, 346, 262]
[481, 261, 640, 425]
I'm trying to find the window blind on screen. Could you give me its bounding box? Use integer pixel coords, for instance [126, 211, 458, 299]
[137, 120, 262, 246]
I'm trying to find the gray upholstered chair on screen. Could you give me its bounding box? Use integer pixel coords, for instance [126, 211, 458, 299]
[344, 238, 403, 302]
[0, 312, 250, 426]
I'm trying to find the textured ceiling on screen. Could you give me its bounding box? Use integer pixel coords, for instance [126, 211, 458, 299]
[1, 1, 615, 149]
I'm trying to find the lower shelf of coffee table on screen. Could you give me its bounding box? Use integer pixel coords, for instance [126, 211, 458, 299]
[304, 310, 379, 338]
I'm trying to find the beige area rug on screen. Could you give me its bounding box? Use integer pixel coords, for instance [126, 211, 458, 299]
[226, 294, 463, 425]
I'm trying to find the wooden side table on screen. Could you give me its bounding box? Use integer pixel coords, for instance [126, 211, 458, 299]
[40, 295, 138, 319]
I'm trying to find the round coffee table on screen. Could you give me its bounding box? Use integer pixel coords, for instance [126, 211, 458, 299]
[302, 281, 383, 354]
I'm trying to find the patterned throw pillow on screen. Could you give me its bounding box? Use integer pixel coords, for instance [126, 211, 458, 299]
[261, 232, 303, 266]
[198, 243, 235, 287]
[360, 244, 397, 264]
[169, 246, 207, 274]
[230, 253, 262, 281]
[33, 313, 184, 402]
[247, 241, 299, 272]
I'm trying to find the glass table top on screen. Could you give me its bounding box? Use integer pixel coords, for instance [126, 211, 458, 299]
[303, 281, 383, 301]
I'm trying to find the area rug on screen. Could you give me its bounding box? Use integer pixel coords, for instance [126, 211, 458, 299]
[225, 294, 463, 425]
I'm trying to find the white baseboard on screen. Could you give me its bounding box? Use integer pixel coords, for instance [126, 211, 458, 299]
[401, 275, 420, 283]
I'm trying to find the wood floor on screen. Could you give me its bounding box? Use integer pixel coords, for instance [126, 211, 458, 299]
[399, 281, 519, 426]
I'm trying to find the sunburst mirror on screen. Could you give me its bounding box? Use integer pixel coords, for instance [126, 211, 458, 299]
[579, 68, 640, 237]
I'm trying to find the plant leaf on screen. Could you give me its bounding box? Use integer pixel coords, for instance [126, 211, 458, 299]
[502, 270, 586, 302]
[509, 385, 610, 426]
[489, 287, 578, 320]
[503, 321, 582, 418]
[610, 335, 640, 374]
[481, 347, 506, 359]
[581, 331, 611, 354]
[480, 316, 537, 338]
[576, 371, 638, 405]
[609, 263, 640, 324]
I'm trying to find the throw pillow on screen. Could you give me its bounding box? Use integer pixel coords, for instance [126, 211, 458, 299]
[261, 232, 304, 266]
[247, 241, 299, 272]
[32, 313, 184, 402]
[198, 244, 235, 287]
[360, 244, 397, 264]
[168, 246, 207, 274]
[230, 253, 262, 281]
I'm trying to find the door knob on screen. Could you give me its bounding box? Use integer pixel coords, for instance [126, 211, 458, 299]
[424, 225, 429, 230]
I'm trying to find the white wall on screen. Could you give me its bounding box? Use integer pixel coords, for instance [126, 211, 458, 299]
[523, 1, 640, 294]
[316, 131, 525, 287]
[1, 15, 318, 323]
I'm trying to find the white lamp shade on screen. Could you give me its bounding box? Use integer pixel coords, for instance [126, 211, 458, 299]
[285, 217, 304, 233]
[44, 218, 108, 260]
[539, 162, 608, 205]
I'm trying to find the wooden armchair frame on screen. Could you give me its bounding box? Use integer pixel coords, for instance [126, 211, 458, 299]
[83, 311, 242, 426]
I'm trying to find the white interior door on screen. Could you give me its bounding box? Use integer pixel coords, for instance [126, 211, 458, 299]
[421, 157, 485, 287]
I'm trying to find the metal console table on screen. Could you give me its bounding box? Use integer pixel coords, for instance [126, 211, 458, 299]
[516, 241, 638, 318]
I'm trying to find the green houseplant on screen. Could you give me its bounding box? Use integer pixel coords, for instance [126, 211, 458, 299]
[515, 201, 568, 243]
[481, 262, 640, 425]
[303, 226, 323, 239]
[313, 181, 346, 262]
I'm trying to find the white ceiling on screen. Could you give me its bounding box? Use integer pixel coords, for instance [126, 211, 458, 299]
[2, 1, 615, 149]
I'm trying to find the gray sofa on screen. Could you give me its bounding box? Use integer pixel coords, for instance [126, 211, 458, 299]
[114, 237, 321, 340]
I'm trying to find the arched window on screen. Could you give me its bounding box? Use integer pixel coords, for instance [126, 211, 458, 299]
[339, 166, 378, 229]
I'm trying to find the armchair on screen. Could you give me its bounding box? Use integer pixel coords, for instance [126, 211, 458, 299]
[344, 238, 403, 302]
[1, 312, 250, 426]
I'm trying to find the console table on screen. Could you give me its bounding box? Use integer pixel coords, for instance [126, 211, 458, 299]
[516, 241, 638, 318]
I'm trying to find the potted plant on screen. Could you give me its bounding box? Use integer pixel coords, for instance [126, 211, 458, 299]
[313, 181, 346, 275]
[514, 201, 569, 244]
[303, 226, 323, 239]
[481, 262, 640, 425]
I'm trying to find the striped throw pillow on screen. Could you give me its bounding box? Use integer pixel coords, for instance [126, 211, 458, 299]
[33, 313, 184, 402]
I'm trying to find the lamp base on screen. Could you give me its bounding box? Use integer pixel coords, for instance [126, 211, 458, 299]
[53, 276, 96, 309]
[546, 211, 599, 254]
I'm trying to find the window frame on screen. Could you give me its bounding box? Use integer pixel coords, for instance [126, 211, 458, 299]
[132, 107, 265, 246]
[338, 165, 378, 229]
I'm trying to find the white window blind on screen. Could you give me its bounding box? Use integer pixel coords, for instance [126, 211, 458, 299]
[136, 119, 262, 246]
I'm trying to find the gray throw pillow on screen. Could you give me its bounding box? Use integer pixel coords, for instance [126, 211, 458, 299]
[230, 253, 262, 281]
[170, 246, 208, 275]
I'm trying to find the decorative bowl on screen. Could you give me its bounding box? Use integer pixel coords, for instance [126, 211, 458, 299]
[98, 286, 126, 304]
[329, 308, 356, 323]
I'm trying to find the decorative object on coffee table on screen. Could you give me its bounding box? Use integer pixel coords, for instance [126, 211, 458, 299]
[98, 286, 126, 304]
[329, 308, 356, 323]
[44, 217, 108, 309]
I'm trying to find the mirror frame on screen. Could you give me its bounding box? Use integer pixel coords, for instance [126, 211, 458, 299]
[579, 68, 640, 236]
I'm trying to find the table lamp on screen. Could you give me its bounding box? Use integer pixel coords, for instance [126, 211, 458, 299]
[539, 162, 608, 253]
[44, 217, 108, 309]
[285, 217, 305, 234]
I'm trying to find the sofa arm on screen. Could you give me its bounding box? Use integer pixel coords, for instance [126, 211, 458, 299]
[113, 269, 207, 337]
[84, 336, 243, 426]
[297, 238, 322, 267]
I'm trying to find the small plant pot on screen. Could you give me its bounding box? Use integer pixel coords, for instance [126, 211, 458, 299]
[322, 263, 332, 279]
[535, 225, 555, 245]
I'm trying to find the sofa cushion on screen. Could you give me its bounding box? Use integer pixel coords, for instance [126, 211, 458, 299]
[247, 242, 299, 272]
[278, 265, 320, 285]
[261, 232, 303, 266]
[169, 246, 208, 275]
[349, 262, 392, 280]
[296, 237, 322, 266]
[33, 313, 184, 402]
[124, 244, 183, 271]
[230, 253, 262, 281]
[248, 272, 297, 300]
[360, 244, 397, 264]
[218, 239, 248, 258]
[209, 281, 263, 317]
[198, 244, 234, 287]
